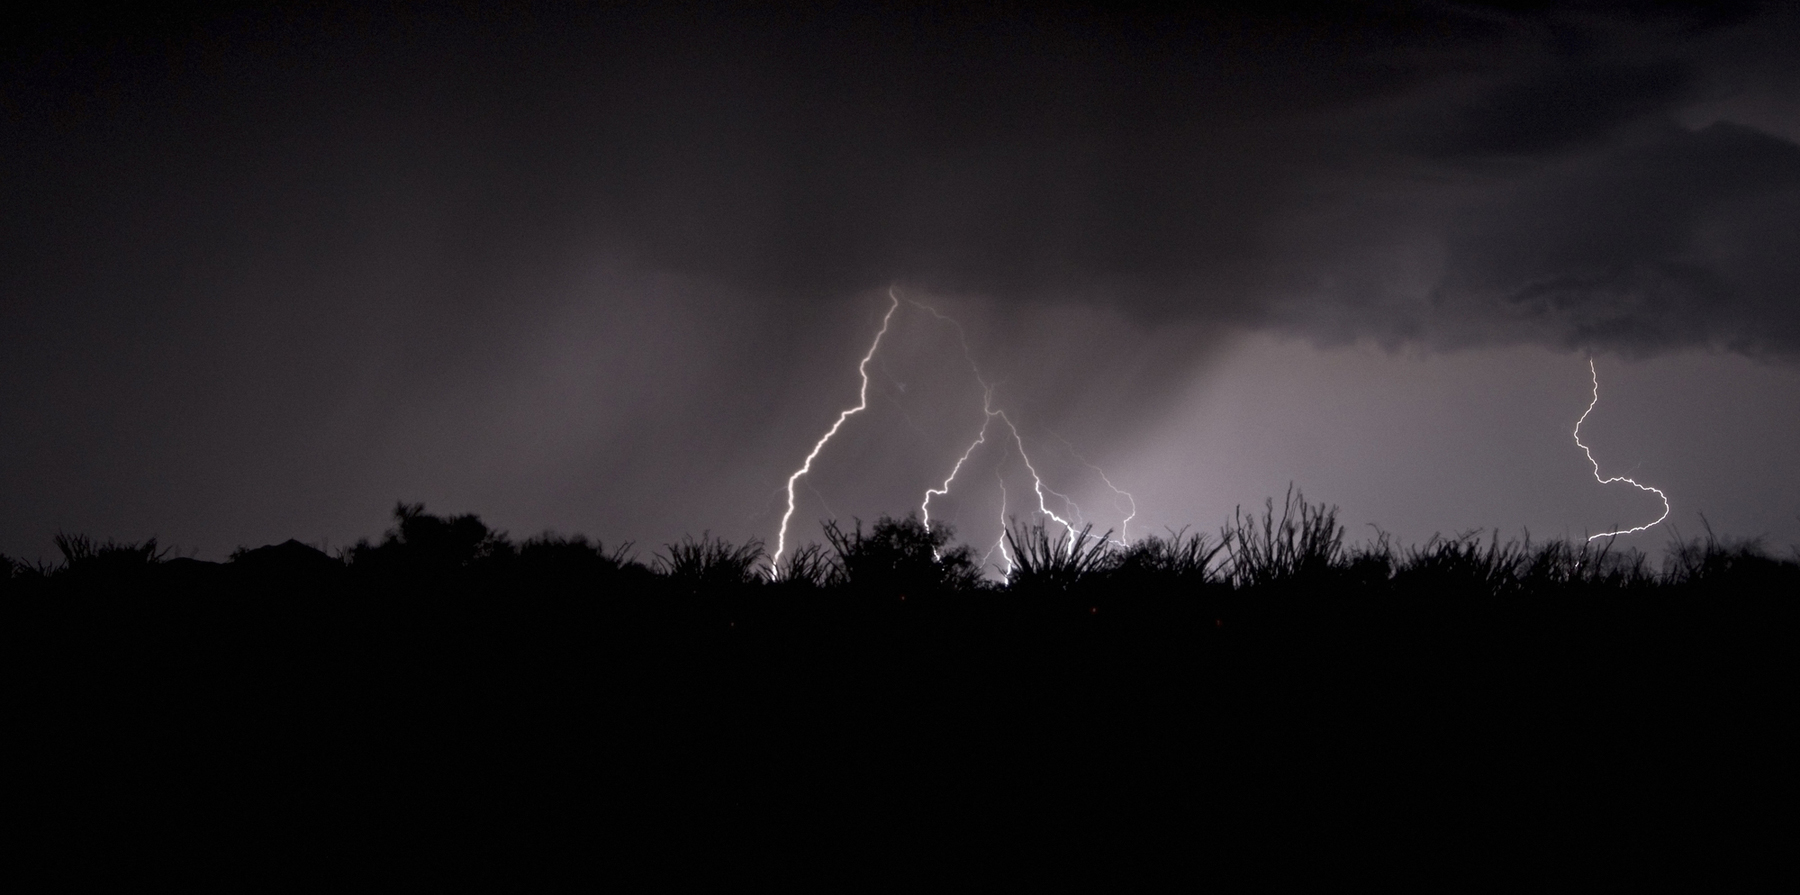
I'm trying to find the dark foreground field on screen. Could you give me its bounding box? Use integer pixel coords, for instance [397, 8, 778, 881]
[8, 497, 1795, 883]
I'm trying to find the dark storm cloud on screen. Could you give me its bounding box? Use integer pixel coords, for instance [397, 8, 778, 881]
[1430, 120, 1800, 356]
[8, 2, 1795, 357]
[1422, 58, 1691, 159]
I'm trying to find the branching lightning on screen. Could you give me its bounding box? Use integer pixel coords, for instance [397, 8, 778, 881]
[1051, 433, 1137, 545]
[770, 288, 901, 574]
[920, 385, 998, 552]
[1093, 468, 1137, 544]
[910, 301, 1084, 551]
[773, 289, 1137, 577]
[997, 410, 1081, 546]
[982, 466, 1014, 575]
[1574, 358, 1670, 541]
[775, 309, 1666, 565]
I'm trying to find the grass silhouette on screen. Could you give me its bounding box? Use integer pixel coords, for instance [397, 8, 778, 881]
[657, 533, 766, 589]
[1004, 520, 1114, 592]
[4, 491, 1793, 599]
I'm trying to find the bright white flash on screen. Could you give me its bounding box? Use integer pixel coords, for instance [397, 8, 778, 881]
[770, 288, 901, 574]
[1574, 358, 1670, 541]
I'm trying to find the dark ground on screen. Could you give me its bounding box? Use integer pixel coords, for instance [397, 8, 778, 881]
[6, 508, 1794, 884]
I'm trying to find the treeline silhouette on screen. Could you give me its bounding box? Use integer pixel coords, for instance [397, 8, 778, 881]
[8, 492, 1794, 881]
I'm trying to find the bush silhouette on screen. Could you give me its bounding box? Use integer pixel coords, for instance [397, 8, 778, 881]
[516, 533, 642, 592]
[1106, 527, 1228, 592]
[823, 513, 984, 594]
[348, 502, 511, 579]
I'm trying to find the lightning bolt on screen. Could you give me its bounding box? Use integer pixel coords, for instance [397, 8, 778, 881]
[909, 300, 1083, 552]
[1050, 433, 1137, 545]
[1093, 468, 1136, 544]
[774, 289, 1124, 576]
[920, 385, 998, 544]
[999, 411, 1081, 547]
[980, 465, 1015, 576]
[1036, 474, 1088, 530]
[770, 288, 901, 574]
[1574, 358, 1671, 541]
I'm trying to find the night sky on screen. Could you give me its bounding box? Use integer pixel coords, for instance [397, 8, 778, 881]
[5, 2, 1798, 565]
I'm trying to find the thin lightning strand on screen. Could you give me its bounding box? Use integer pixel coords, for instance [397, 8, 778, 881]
[1049, 432, 1138, 545]
[770, 289, 901, 574]
[1093, 468, 1136, 544]
[910, 300, 1081, 549]
[921, 386, 999, 550]
[975, 441, 1017, 577]
[980, 466, 1015, 576]
[920, 385, 996, 529]
[1038, 477, 1088, 529]
[1574, 358, 1671, 541]
[998, 410, 1081, 548]
[805, 480, 840, 524]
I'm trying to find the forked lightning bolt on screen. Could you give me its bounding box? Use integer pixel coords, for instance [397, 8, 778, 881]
[1001, 411, 1084, 550]
[910, 301, 1084, 550]
[1092, 468, 1136, 545]
[983, 466, 1014, 575]
[1052, 433, 1137, 545]
[774, 290, 1130, 575]
[920, 385, 999, 557]
[1574, 358, 1670, 541]
[770, 289, 901, 574]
